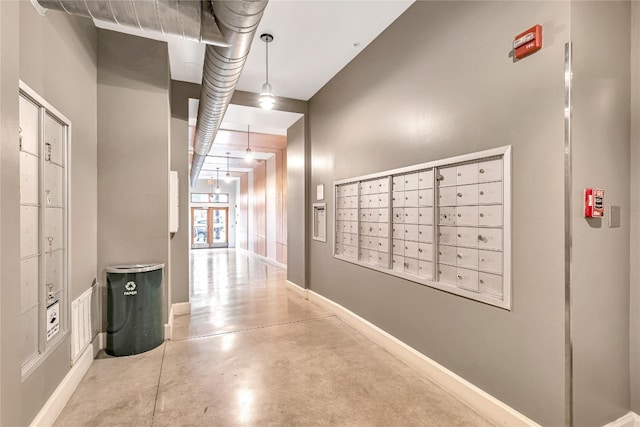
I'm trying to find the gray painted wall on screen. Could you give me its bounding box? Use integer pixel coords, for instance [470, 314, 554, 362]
[97, 30, 171, 326]
[570, 3, 631, 425]
[18, 3, 98, 424]
[308, 2, 570, 425]
[287, 117, 306, 287]
[632, 1, 640, 414]
[170, 81, 200, 305]
[170, 117, 189, 304]
[0, 2, 23, 425]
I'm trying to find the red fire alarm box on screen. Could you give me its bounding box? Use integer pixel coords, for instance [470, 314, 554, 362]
[584, 188, 605, 218]
[513, 25, 542, 60]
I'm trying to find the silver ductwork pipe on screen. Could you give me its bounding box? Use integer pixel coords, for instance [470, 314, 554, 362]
[35, 0, 229, 46]
[190, 0, 267, 186]
[35, 0, 269, 187]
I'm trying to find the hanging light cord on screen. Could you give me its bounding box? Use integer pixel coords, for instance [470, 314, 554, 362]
[265, 39, 269, 85]
[247, 125, 250, 149]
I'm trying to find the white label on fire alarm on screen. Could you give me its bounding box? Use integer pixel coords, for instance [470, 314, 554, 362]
[513, 32, 535, 49]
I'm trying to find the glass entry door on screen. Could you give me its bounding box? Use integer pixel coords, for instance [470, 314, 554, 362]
[211, 208, 228, 248]
[191, 207, 228, 249]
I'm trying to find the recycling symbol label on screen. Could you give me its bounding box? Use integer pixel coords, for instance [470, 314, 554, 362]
[124, 281, 138, 296]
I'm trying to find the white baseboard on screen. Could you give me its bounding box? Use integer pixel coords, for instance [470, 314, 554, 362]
[172, 302, 191, 316]
[163, 302, 190, 341]
[605, 412, 640, 427]
[236, 247, 287, 270]
[29, 343, 94, 427]
[93, 332, 105, 358]
[164, 323, 172, 341]
[286, 280, 308, 299]
[307, 289, 540, 427]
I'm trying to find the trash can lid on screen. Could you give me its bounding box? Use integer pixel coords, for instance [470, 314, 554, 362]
[105, 263, 165, 273]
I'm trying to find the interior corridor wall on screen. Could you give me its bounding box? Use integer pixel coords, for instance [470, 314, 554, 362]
[97, 30, 170, 326]
[253, 160, 267, 256]
[287, 117, 306, 287]
[308, 2, 569, 425]
[170, 80, 199, 306]
[18, 3, 98, 424]
[276, 148, 288, 264]
[630, 0, 640, 415]
[266, 156, 277, 260]
[0, 2, 23, 425]
[238, 173, 249, 250]
[570, 2, 631, 425]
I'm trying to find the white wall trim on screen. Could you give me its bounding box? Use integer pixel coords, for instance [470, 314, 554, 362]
[236, 247, 287, 270]
[604, 412, 640, 427]
[286, 280, 308, 299]
[97, 332, 105, 354]
[307, 289, 540, 427]
[163, 302, 190, 341]
[164, 305, 173, 341]
[172, 302, 191, 316]
[29, 343, 94, 427]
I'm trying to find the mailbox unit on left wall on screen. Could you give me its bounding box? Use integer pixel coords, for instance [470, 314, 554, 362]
[19, 81, 71, 380]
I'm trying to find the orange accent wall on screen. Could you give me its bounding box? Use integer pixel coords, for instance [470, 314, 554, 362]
[276, 149, 287, 264]
[252, 160, 267, 256]
[237, 173, 248, 250]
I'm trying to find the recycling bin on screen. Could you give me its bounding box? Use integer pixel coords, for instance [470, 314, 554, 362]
[105, 263, 164, 356]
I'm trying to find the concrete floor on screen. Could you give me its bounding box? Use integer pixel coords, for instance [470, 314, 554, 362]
[55, 249, 493, 426]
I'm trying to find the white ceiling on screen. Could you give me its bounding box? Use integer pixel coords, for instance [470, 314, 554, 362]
[188, 100, 303, 136]
[168, 1, 414, 101]
[96, 0, 414, 178]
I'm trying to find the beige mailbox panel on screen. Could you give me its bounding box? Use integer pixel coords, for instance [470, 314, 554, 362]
[333, 147, 510, 310]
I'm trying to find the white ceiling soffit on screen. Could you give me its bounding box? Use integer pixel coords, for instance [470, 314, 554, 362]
[168, 0, 414, 101]
[189, 100, 302, 136]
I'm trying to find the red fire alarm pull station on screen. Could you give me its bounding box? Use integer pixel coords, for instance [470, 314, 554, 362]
[584, 188, 605, 218]
[513, 25, 542, 60]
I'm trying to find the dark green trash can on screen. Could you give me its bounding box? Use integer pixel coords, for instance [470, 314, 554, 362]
[105, 263, 164, 356]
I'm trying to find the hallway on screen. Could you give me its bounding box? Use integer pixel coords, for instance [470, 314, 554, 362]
[55, 249, 493, 426]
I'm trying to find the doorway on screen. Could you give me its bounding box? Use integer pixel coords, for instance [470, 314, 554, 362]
[191, 207, 229, 249]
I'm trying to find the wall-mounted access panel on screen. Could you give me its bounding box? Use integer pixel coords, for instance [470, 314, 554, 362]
[313, 203, 327, 242]
[19, 81, 70, 380]
[333, 146, 511, 310]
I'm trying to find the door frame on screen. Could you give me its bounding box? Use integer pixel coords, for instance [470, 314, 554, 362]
[210, 207, 229, 248]
[191, 206, 229, 248]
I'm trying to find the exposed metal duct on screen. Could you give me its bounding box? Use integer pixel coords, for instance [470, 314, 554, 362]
[190, 0, 267, 186]
[35, 0, 229, 46]
[35, 0, 269, 187]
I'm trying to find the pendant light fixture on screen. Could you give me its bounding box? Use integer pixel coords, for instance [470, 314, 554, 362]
[215, 167, 221, 193]
[245, 124, 253, 162]
[259, 33, 275, 110]
[225, 152, 232, 182]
